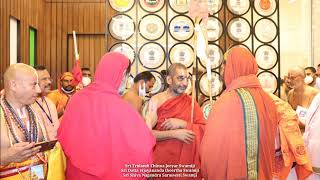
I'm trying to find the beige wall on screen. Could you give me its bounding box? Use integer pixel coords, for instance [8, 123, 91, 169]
[280, 0, 313, 77]
[312, 0, 320, 67]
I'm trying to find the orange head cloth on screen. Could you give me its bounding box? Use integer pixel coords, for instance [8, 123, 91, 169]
[58, 72, 74, 89]
[224, 46, 258, 88]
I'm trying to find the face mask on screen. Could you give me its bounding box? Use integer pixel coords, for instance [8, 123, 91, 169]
[304, 75, 313, 85]
[138, 82, 146, 97]
[82, 77, 91, 87]
[118, 73, 128, 95]
[61, 87, 75, 95]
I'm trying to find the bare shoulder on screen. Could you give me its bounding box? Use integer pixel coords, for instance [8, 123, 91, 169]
[306, 86, 320, 96]
[150, 91, 167, 108]
[122, 90, 138, 100]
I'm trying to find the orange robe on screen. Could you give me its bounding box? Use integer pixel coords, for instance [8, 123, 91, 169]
[47, 89, 70, 118]
[269, 93, 312, 180]
[153, 94, 206, 179]
[201, 47, 278, 180]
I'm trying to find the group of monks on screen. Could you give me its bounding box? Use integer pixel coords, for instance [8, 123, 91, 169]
[0, 46, 319, 180]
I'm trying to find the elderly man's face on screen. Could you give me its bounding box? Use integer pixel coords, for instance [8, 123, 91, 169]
[287, 71, 304, 90]
[61, 76, 75, 91]
[37, 70, 52, 95]
[14, 73, 41, 105]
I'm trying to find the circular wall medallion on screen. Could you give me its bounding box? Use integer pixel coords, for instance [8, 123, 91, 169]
[201, 100, 215, 120]
[169, 0, 191, 14]
[201, 16, 223, 42]
[199, 72, 223, 97]
[169, 43, 194, 68]
[254, 0, 277, 17]
[109, 42, 135, 63]
[108, 14, 135, 40]
[139, 14, 165, 41]
[199, 44, 223, 70]
[169, 15, 194, 41]
[258, 71, 278, 93]
[138, 42, 165, 69]
[109, 0, 135, 12]
[254, 18, 278, 43]
[150, 71, 165, 94]
[227, 17, 251, 42]
[227, 0, 250, 16]
[255, 45, 278, 70]
[139, 0, 165, 13]
[208, 0, 223, 14]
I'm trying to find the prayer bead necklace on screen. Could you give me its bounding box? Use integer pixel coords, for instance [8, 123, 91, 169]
[1, 98, 38, 143]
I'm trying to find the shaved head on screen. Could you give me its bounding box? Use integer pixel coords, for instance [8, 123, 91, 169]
[287, 66, 306, 90]
[3, 63, 40, 106]
[168, 63, 188, 76]
[288, 66, 305, 78]
[4, 63, 38, 89]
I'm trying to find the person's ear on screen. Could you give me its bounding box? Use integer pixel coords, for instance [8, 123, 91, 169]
[9, 80, 18, 92]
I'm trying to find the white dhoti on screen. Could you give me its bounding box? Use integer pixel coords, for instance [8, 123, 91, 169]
[304, 93, 320, 179]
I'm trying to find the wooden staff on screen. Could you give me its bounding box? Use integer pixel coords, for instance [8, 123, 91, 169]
[73, 30, 79, 61]
[190, 17, 200, 123]
[191, 67, 197, 123]
[206, 58, 213, 106]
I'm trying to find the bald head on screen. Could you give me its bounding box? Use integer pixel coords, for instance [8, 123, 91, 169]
[287, 66, 306, 90]
[288, 66, 305, 78]
[3, 63, 40, 106]
[168, 63, 188, 76]
[4, 63, 38, 88]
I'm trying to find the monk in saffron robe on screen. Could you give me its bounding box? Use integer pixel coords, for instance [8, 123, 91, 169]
[146, 63, 206, 179]
[58, 52, 155, 179]
[0, 63, 49, 179]
[47, 72, 76, 118]
[200, 46, 278, 180]
[268, 93, 312, 180]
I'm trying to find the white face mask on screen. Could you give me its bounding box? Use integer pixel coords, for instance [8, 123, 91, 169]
[138, 82, 146, 97]
[304, 75, 313, 85]
[82, 77, 91, 87]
